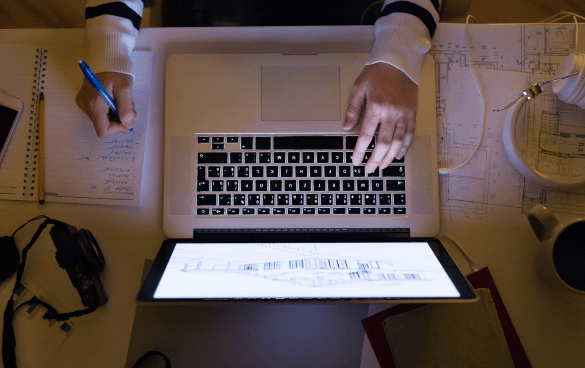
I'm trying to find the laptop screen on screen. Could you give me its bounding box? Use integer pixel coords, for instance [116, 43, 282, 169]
[138, 234, 477, 302]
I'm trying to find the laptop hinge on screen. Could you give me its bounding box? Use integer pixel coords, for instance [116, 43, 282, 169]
[193, 228, 410, 237]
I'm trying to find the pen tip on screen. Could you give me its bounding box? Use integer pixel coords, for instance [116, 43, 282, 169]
[40, 92, 44, 100]
[78, 59, 83, 64]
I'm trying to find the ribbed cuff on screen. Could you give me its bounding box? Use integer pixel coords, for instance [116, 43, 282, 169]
[85, 32, 135, 78]
[365, 27, 431, 86]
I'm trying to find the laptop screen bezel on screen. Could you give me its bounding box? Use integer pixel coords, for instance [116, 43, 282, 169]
[137, 233, 478, 303]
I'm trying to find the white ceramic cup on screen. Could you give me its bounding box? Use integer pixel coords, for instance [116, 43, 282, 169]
[527, 205, 585, 294]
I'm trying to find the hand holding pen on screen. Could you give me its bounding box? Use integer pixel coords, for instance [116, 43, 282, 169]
[75, 60, 136, 138]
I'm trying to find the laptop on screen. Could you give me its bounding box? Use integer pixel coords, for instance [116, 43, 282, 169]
[163, 53, 439, 238]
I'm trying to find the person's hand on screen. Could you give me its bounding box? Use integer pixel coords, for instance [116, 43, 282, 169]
[343, 63, 418, 173]
[76, 72, 136, 138]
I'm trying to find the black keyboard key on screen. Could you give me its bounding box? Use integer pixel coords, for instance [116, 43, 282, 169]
[245, 152, 257, 163]
[387, 179, 406, 191]
[379, 194, 392, 205]
[197, 194, 216, 206]
[362, 151, 372, 164]
[333, 208, 346, 215]
[256, 180, 268, 191]
[288, 208, 301, 215]
[258, 208, 270, 214]
[212, 137, 224, 143]
[345, 136, 357, 149]
[318, 208, 331, 215]
[212, 208, 225, 215]
[314, 180, 326, 191]
[335, 194, 347, 205]
[227, 136, 238, 143]
[226, 180, 238, 191]
[259, 152, 271, 163]
[212, 143, 224, 150]
[324, 166, 336, 177]
[285, 180, 296, 191]
[241, 137, 253, 149]
[317, 152, 329, 163]
[328, 180, 340, 191]
[274, 152, 286, 163]
[197, 208, 210, 215]
[321, 194, 333, 205]
[230, 152, 242, 164]
[219, 194, 231, 205]
[288, 152, 300, 163]
[198, 152, 228, 164]
[237, 166, 249, 178]
[363, 208, 376, 214]
[197, 136, 210, 143]
[372, 180, 384, 191]
[277, 194, 289, 205]
[234, 194, 246, 205]
[339, 166, 351, 177]
[295, 166, 308, 177]
[252, 166, 264, 177]
[303, 152, 315, 163]
[223, 166, 235, 178]
[303, 208, 316, 214]
[281, 166, 293, 177]
[197, 166, 206, 182]
[346, 152, 353, 164]
[256, 137, 271, 150]
[368, 167, 380, 177]
[208, 166, 220, 177]
[267, 166, 279, 177]
[241, 180, 253, 191]
[379, 207, 391, 214]
[270, 180, 282, 191]
[350, 194, 362, 205]
[348, 208, 361, 215]
[274, 136, 343, 150]
[357, 180, 369, 191]
[291, 194, 304, 205]
[299, 180, 311, 191]
[227, 208, 240, 215]
[310, 166, 322, 177]
[243, 208, 255, 215]
[212, 180, 223, 191]
[306, 194, 318, 205]
[394, 194, 406, 205]
[353, 166, 366, 177]
[342, 180, 354, 191]
[382, 166, 405, 177]
[331, 152, 344, 163]
[364, 194, 376, 205]
[273, 208, 285, 215]
[263, 194, 275, 205]
[248, 194, 261, 205]
[394, 207, 407, 215]
[197, 180, 209, 192]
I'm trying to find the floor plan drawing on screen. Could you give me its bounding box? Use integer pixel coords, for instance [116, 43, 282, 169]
[432, 23, 585, 227]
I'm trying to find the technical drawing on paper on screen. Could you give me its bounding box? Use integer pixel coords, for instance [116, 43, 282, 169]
[432, 23, 585, 227]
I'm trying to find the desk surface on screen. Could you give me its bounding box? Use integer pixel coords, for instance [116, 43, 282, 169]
[1, 25, 584, 368]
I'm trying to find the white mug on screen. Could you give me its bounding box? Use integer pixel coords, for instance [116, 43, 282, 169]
[527, 205, 585, 294]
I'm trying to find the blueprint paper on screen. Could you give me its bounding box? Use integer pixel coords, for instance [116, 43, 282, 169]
[432, 23, 585, 228]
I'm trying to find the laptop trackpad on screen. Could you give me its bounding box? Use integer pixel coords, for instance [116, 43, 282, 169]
[261, 65, 340, 121]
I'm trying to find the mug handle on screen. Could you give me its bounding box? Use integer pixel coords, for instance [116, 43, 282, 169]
[527, 204, 560, 242]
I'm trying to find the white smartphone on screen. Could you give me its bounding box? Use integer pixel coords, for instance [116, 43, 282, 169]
[0, 92, 24, 163]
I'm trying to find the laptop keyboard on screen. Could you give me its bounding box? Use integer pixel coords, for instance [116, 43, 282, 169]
[195, 134, 406, 216]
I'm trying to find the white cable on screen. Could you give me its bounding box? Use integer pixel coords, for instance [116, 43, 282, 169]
[438, 15, 486, 174]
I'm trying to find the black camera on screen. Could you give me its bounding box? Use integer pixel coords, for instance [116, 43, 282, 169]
[49, 221, 108, 307]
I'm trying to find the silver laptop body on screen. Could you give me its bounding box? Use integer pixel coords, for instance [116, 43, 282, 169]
[164, 53, 439, 237]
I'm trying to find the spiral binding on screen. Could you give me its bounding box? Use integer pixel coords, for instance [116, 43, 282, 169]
[23, 48, 47, 199]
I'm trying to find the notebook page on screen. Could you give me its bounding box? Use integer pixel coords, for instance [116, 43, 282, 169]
[0, 44, 41, 201]
[42, 46, 152, 206]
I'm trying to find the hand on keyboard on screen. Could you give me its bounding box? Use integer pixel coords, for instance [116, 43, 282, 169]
[342, 63, 418, 173]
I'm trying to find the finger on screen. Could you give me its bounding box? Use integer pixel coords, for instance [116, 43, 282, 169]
[343, 86, 366, 130]
[364, 114, 396, 173]
[114, 84, 135, 129]
[395, 111, 416, 160]
[379, 114, 408, 169]
[352, 104, 381, 166]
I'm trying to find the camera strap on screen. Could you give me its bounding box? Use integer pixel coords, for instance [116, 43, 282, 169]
[2, 217, 99, 368]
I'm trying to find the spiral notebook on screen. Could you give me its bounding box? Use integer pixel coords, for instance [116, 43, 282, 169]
[0, 44, 152, 206]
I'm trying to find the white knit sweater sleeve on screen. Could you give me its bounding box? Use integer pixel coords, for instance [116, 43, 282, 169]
[366, 0, 441, 86]
[84, 0, 144, 78]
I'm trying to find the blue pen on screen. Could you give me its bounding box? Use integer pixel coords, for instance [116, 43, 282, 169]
[78, 60, 133, 132]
